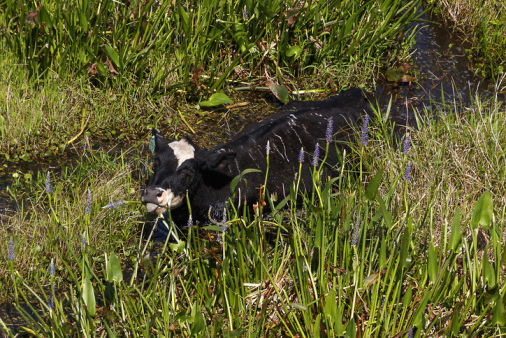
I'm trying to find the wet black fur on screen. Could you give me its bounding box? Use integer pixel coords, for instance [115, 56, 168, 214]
[144, 88, 372, 225]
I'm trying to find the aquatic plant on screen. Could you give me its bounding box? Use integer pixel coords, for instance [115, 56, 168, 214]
[361, 115, 369, 147]
[405, 162, 412, 182]
[326, 117, 334, 143]
[312, 144, 320, 167]
[45, 171, 52, 194]
[403, 135, 411, 154]
[85, 192, 92, 214]
[298, 147, 304, 163]
[103, 200, 127, 209]
[8, 238, 14, 261]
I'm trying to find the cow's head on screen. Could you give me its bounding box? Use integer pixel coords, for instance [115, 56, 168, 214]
[141, 129, 236, 214]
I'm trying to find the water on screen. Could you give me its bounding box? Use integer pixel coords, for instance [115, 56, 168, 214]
[374, 8, 496, 126]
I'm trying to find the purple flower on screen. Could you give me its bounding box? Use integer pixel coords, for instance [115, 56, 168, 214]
[404, 162, 412, 182]
[85, 192, 92, 214]
[187, 216, 194, 227]
[243, 5, 249, 20]
[48, 259, 55, 309]
[360, 115, 369, 147]
[407, 326, 414, 338]
[326, 117, 333, 143]
[351, 219, 360, 247]
[104, 200, 126, 209]
[81, 233, 87, 247]
[403, 135, 411, 155]
[48, 285, 55, 309]
[8, 238, 14, 261]
[298, 147, 304, 163]
[45, 171, 52, 193]
[312, 144, 320, 167]
[379, 295, 385, 314]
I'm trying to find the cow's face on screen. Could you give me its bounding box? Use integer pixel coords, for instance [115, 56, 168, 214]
[141, 130, 197, 214]
[141, 129, 236, 214]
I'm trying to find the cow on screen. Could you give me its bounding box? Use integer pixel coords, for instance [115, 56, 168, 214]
[141, 88, 371, 225]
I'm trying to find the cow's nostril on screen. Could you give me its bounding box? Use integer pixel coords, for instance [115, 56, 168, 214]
[157, 191, 163, 198]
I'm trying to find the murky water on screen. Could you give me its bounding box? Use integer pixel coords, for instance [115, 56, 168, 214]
[374, 8, 496, 126]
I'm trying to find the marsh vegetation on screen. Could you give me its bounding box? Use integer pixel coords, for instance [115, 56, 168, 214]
[1, 0, 506, 336]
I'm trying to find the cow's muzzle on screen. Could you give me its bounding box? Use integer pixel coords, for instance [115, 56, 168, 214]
[141, 187, 184, 213]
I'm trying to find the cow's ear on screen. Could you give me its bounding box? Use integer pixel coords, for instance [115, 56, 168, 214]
[203, 150, 236, 171]
[178, 166, 195, 185]
[152, 129, 169, 152]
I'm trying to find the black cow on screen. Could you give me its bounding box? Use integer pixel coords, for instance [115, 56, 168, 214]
[141, 88, 371, 224]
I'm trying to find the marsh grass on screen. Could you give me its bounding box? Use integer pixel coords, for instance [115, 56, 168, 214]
[1, 90, 506, 336]
[429, 0, 506, 78]
[0, 0, 421, 93]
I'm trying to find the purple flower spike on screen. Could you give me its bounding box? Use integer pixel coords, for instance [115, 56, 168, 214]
[326, 117, 333, 143]
[81, 233, 87, 247]
[404, 162, 412, 182]
[8, 238, 14, 261]
[403, 135, 411, 155]
[187, 216, 194, 227]
[243, 5, 249, 20]
[312, 144, 320, 167]
[45, 171, 52, 193]
[85, 192, 92, 214]
[351, 219, 361, 247]
[360, 115, 369, 147]
[49, 260, 55, 276]
[104, 200, 127, 209]
[298, 147, 304, 163]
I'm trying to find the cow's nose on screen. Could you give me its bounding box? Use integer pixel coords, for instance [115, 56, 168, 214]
[141, 187, 165, 204]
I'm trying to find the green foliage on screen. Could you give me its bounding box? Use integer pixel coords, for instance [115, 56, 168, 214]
[0, 0, 421, 92]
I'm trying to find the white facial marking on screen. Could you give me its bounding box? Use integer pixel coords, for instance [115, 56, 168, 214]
[169, 139, 195, 168]
[166, 189, 184, 209]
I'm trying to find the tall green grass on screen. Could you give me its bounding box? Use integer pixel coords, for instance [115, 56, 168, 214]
[0, 0, 421, 93]
[2, 91, 506, 336]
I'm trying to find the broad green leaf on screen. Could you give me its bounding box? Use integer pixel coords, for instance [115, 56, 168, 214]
[379, 239, 387, 268]
[470, 191, 493, 230]
[104, 45, 120, 69]
[344, 317, 355, 338]
[449, 209, 462, 251]
[82, 275, 96, 317]
[376, 195, 392, 229]
[492, 292, 506, 326]
[427, 242, 437, 283]
[286, 45, 302, 59]
[482, 253, 496, 287]
[267, 82, 289, 104]
[106, 253, 123, 283]
[365, 169, 383, 202]
[313, 314, 321, 337]
[199, 92, 233, 107]
[230, 168, 261, 193]
[323, 290, 338, 321]
[78, 10, 88, 32]
[38, 6, 53, 28]
[169, 241, 186, 253]
[190, 307, 205, 335]
[402, 285, 412, 309]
